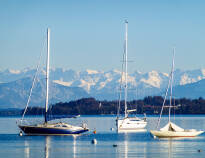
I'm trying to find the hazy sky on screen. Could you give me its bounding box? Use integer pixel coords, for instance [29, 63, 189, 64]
[1, 0, 205, 73]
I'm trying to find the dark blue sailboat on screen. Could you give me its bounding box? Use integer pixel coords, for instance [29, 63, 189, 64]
[18, 28, 89, 135]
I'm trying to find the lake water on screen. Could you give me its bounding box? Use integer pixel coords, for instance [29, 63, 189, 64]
[0, 115, 205, 158]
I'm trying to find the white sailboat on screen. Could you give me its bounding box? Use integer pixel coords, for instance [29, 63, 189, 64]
[116, 20, 147, 131]
[17, 28, 89, 135]
[150, 48, 204, 138]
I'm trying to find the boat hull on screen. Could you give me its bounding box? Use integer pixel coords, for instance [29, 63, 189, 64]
[117, 117, 147, 131]
[19, 125, 89, 135]
[150, 130, 204, 138]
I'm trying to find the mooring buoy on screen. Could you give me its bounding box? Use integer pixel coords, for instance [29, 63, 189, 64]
[91, 139, 97, 144]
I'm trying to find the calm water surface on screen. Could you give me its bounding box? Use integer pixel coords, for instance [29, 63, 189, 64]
[0, 115, 205, 158]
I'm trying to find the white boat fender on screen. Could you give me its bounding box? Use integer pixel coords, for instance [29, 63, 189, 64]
[82, 123, 87, 129]
[91, 139, 97, 144]
[110, 128, 114, 131]
[19, 131, 23, 136]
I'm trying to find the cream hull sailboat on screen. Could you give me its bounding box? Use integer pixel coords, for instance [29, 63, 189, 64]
[150, 122, 204, 138]
[150, 49, 203, 138]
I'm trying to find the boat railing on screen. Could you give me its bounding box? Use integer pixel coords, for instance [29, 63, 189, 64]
[16, 119, 29, 126]
[47, 118, 89, 128]
[16, 118, 44, 126]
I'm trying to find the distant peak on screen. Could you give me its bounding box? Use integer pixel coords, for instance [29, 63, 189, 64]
[148, 70, 159, 76]
[22, 67, 34, 73]
[53, 80, 72, 87]
[85, 69, 99, 74]
[162, 72, 169, 77]
[8, 69, 21, 74]
[134, 70, 142, 74]
[201, 69, 205, 76]
[107, 69, 121, 74]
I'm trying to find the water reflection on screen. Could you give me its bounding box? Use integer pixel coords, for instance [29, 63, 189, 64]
[119, 132, 204, 158]
[23, 136, 51, 158]
[1, 116, 205, 158]
[124, 140, 128, 158]
[45, 136, 50, 158]
[151, 137, 204, 158]
[24, 141, 30, 158]
[168, 139, 172, 158]
[117, 133, 129, 158]
[73, 135, 77, 158]
[44, 136, 78, 158]
[117, 132, 149, 158]
[152, 139, 175, 158]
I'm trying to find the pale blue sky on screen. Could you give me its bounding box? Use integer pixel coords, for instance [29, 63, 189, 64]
[1, 0, 205, 73]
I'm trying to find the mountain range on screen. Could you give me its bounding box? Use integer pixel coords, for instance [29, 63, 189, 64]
[0, 68, 205, 108]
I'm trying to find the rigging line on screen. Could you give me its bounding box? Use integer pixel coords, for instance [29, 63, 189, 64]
[173, 98, 176, 121]
[117, 48, 125, 118]
[156, 62, 172, 129]
[21, 37, 47, 121]
[156, 48, 175, 129]
[169, 48, 175, 123]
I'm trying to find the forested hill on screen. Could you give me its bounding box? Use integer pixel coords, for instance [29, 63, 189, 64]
[50, 96, 205, 115]
[2, 96, 205, 116]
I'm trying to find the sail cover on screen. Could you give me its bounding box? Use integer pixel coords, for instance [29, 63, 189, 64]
[160, 122, 184, 132]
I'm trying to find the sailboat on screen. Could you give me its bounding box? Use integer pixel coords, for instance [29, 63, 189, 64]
[150, 48, 204, 138]
[17, 28, 89, 135]
[116, 20, 147, 131]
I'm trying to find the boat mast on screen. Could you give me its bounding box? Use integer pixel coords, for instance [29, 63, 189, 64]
[45, 28, 50, 123]
[124, 20, 128, 118]
[168, 47, 175, 123]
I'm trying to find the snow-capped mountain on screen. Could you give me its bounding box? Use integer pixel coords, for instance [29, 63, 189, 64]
[174, 69, 205, 85]
[1, 67, 205, 107]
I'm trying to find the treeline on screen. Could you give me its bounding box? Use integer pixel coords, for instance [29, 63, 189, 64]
[26, 96, 205, 115]
[49, 96, 205, 115]
[2, 96, 205, 116]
